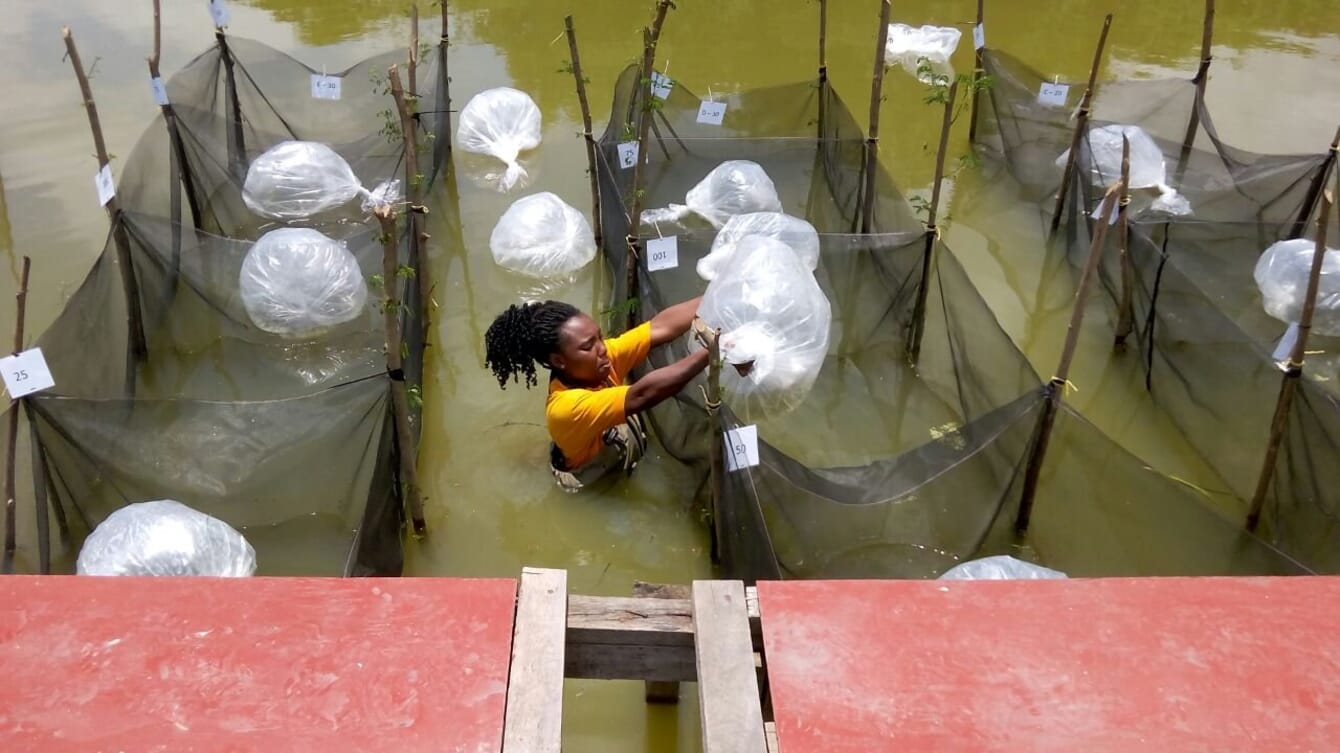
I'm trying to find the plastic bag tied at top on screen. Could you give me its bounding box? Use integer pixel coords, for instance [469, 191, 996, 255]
[884, 24, 962, 83]
[699, 211, 820, 281]
[77, 500, 257, 577]
[1057, 124, 1192, 216]
[239, 227, 369, 338]
[489, 192, 597, 279]
[1254, 237, 1340, 336]
[938, 555, 1068, 580]
[457, 87, 543, 192]
[643, 160, 783, 228]
[242, 140, 400, 220]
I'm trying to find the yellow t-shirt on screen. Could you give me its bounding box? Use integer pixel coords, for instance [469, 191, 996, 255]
[546, 322, 652, 468]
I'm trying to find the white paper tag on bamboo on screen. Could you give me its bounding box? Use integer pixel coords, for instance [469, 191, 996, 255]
[973, 23, 985, 50]
[650, 71, 674, 100]
[697, 100, 727, 125]
[617, 141, 640, 170]
[149, 76, 169, 106]
[1038, 82, 1070, 107]
[95, 164, 115, 207]
[209, 0, 230, 27]
[1272, 323, 1300, 365]
[646, 236, 678, 271]
[0, 348, 55, 399]
[1090, 199, 1120, 225]
[724, 425, 760, 471]
[310, 73, 342, 100]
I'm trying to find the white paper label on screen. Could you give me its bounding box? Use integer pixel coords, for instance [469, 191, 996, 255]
[617, 141, 640, 170]
[651, 71, 674, 100]
[95, 164, 115, 207]
[209, 0, 230, 27]
[1273, 323, 1300, 364]
[1038, 82, 1070, 107]
[310, 73, 342, 100]
[0, 348, 55, 399]
[724, 425, 760, 471]
[1090, 198, 1120, 226]
[973, 23, 985, 50]
[149, 76, 169, 106]
[646, 236, 678, 271]
[697, 100, 727, 126]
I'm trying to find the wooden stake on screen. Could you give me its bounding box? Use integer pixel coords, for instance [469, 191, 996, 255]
[1050, 14, 1113, 234]
[1114, 135, 1135, 348]
[1016, 184, 1122, 534]
[1246, 189, 1334, 532]
[860, 0, 893, 235]
[908, 79, 957, 362]
[817, 0, 829, 140]
[564, 16, 602, 252]
[392, 57, 431, 351]
[967, 0, 986, 144]
[434, 0, 453, 169]
[374, 204, 427, 536]
[63, 27, 149, 369]
[705, 330, 724, 566]
[625, 0, 674, 331]
[1289, 125, 1340, 240]
[23, 402, 50, 573]
[1176, 0, 1215, 182]
[1194, 0, 1215, 85]
[214, 26, 248, 184]
[3, 256, 30, 574]
[148, 0, 203, 228]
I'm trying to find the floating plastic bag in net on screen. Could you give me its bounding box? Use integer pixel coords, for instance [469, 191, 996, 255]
[698, 235, 831, 418]
[489, 192, 596, 278]
[239, 227, 369, 338]
[698, 212, 820, 281]
[77, 500, 257, 576]
[938, 555, 1067, 580]
[242, 140, 400, 219]
[457, 87, 543, 192]
[1254, 237, 1340, 336]
[642, 160, 783, 229]
[884, 24, 962, 83]
[1056, 124, 1192, 216]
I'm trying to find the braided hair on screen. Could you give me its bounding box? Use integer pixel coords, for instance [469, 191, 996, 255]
[485, 300, 581, 389]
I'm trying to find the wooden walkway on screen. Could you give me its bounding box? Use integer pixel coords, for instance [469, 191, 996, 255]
[3, 571, 1338, 751]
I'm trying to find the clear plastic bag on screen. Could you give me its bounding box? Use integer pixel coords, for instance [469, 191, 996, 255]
[884, 24, 962, 83]
[457, 87, 543, 192]
[938, 555, 1067, 580]
[490, 192, 597, 279]
[1254, 237, 1340, 336]
[242, 140, 400, 219]
[239, 228, 369, 338]
[698, 212, 820, 281]
[77, 500, 257, 577]
[698, 235, 831, 418]
[643, 160, 783, 229]
[1056, 124, 1192, 216]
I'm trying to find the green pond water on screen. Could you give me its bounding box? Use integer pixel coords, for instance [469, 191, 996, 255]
[0, 0, 1337, 749]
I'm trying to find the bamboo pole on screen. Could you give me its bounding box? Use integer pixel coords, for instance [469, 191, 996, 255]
[1289, 125, 1340, 240]
[63, 28, 149, 368]
[624, 0, 674, 331]
[1114, 136, 1135, 349]
[1050, 14, 1113, 234]
[1016, 182, 1122, 534]
[3, 256, 30, 574]
[967, 0, 986, 143]
[1175, 0, 1215, 182]
[374, 203, 427, 536]
[564, 16, 602, 252]
[908, 80, 958, 362]
[434, 0, 452, 169]
[148, 0, 203, 228]
[1246, 189, 1334, 532]
[860, 0, 893, 235]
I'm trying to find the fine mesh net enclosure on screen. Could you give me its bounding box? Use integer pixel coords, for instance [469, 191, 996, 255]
[975, 44, 1340, 573]
[6, 33, 447, 575]
[597, 65, 1305, 581]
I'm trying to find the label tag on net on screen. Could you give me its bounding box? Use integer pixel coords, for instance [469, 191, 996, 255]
[617, 141, 640, 170]
[95, 164, 115, 207]
[1037, 81, 1070, 107]
[208, 0, 230, 27]
[149, 76, 169, 106]
[650, 71, 674, 100]
[973, 23, 985, 50]
[724, 425, 760, 471]
[1272, 323, 1300, 364]
[0, 348, 55, 399]
[646, 235, 678, 271]
[310, 73, 342, 100]
[1090, 198, 1120, 225]
[697, 100, 727, 126]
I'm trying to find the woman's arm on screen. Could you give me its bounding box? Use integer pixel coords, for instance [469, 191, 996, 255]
[624, 349, 710, 415]
[648, 295, 704, 348]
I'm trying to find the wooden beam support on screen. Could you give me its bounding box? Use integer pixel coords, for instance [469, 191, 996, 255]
[503, 568, 567, 753]
[693, 580, 768, 753]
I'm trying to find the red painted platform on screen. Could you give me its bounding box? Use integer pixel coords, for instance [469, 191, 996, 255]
[758, 577, 1340, 753]
[0, 576, 519, 753]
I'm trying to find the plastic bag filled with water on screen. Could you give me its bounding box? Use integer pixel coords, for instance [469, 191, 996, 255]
[698, 235, 831, 418]
[457, 87, 543, 192]
[489, 192, 596, 279]
[243, 140, 400, 219]
[884, 24, 962, 83]
[698, 211, 820, 281]
[77, 500, 257, 576]
[239, 227, 369, 338]
[938, 555, 1067, 580]
[1254, 237, 1340, 336]
[1056, 124, 1192, 215]
[642, 160, 783, 228]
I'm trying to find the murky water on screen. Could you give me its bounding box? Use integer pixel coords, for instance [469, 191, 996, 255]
[1, 0, 1337, 749]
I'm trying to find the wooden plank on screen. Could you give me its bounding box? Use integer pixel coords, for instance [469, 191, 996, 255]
[565, 642, 696, 681]
[693, 580, 768, 753]
[502, 567, 567, 753]
[567, 594, 694, 647]
[765, 722, 779, 753]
